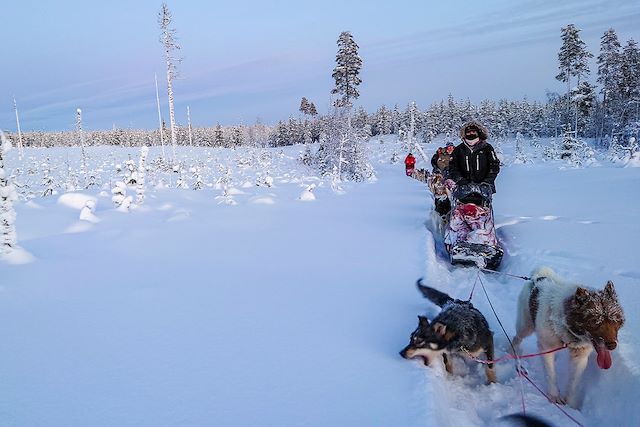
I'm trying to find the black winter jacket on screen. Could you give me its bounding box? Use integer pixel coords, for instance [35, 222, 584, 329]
[449, 141, 500, 193]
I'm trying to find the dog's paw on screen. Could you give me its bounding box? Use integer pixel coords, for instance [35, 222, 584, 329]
[548, 394, 566, 405]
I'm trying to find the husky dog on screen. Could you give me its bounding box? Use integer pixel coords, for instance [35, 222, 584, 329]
[513, 267, 625, 408]
[400, 280, 496, 383]
[412, 168, 428, 183]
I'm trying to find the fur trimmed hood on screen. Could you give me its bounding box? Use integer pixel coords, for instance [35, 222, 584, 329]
[459, 120, 489, 141]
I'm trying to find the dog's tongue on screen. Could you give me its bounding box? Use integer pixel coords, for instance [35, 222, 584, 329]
[596, 344, 612, 369]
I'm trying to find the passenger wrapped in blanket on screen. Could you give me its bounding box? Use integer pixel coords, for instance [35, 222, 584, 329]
[444, 183, 503, 270]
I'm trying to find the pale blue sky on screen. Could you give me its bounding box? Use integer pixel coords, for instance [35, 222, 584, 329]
[1, 0, 638, 131]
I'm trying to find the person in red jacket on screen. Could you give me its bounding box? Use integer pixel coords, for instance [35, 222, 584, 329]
[404, 153, 416, 176]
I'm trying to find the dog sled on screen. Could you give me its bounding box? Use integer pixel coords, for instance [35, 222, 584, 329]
[443, 183, 503, 270]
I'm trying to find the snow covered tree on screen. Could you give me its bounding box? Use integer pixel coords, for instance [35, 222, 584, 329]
[0, 131, 18, 255]
[556, 24, 593, 135]
[187, 106, 193, 146]
[352, 106, 370, 133]
[76, 108, 87, 186]
[572, 81, 597, 136]
[136, 146, 149, 205]
[112, 181, 132, 211]
[299, 97, 311, 115]
[158, 3, 181, 164]
[374, 105, 392, 135]
[597, 29, 623, 139]
[620, 39, 640, 137]
[331, 31, 362, 108]
[214, 124, 224, 147]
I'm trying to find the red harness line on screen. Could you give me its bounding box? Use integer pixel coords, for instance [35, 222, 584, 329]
[463, 344, 568, 365]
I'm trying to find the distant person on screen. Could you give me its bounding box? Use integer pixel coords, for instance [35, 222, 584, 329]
[430, 142, 455, 177]
[404, 152, 416, 176]
[449, 121, 500, 194]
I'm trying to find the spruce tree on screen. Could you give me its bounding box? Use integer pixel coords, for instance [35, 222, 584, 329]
[331, 31, 362, 108]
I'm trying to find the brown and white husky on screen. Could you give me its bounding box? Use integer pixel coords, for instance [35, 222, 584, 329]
[513, 267, 625, 408]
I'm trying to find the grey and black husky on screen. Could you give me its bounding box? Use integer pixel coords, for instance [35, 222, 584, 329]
[400, 279, 497, 383]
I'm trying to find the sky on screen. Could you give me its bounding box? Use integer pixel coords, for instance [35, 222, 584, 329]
[1, 0, 638, 131]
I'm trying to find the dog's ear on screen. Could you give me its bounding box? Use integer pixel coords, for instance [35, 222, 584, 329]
[433, 322, 456, 341]
[575, 287, 590, 300]
[604, 281, 617, 299]
[418, 315, 430, 328]
[433, 322, 446, 337]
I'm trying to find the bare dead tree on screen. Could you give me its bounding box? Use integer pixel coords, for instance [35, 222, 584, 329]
[158, 3, 181, 165]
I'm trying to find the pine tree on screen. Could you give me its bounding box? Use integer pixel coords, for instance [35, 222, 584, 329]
[299, 97, 310, 115]
[331, 31, 362, 108]
[556, 24, 593, 135]
[597, 29, 623, 139]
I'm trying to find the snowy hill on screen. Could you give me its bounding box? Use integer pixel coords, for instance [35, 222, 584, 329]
[0, 138, 639, 426]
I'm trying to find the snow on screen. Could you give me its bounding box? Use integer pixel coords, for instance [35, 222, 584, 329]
[0, 139, 639, 426]
[57, 193, 97, 210]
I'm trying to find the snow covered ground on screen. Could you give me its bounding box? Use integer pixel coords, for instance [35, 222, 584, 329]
[1, 138, 639, 426]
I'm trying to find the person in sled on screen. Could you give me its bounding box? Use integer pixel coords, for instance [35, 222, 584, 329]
[444, 121, 502, 267]
[430, 142, 455, 177]
[448, 121, 500, 199]
[404, 152, 416, 176]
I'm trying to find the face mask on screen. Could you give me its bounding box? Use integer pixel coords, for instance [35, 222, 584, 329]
[465, 136, 480, 145]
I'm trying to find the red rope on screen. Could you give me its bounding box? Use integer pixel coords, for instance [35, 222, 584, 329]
[464, 344, 568, 365]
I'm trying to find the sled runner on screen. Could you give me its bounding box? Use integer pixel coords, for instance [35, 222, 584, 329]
[444, 183, 503, 270]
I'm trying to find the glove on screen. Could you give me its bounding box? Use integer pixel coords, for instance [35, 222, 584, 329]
[479, 182, 493, 200]
[456, 178, 469, 186]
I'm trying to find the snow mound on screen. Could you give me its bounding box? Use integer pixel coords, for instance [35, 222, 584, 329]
[57, 193, 97, 210]
[298, 184, 316, 201]
[168, 209, 191, 222]
[0, 246, 35, 264]
[65, 221, 94, 234]
[80, 200, 100, 223]
[226, 187, 245, 196]
[251, 196, 276, 205]
[24, 200, 43, 209]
